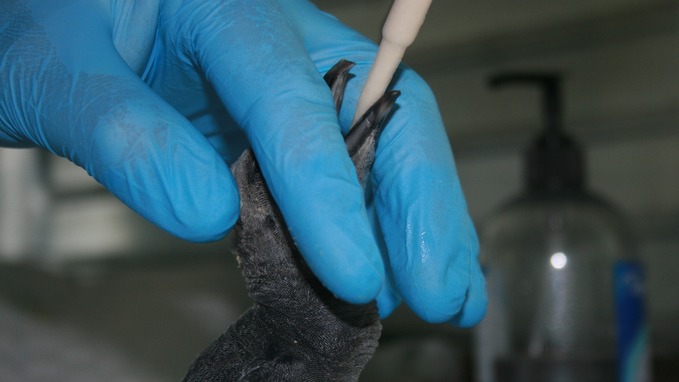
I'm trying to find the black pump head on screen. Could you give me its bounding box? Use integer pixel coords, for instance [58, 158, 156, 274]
[489, 71, 585, 193]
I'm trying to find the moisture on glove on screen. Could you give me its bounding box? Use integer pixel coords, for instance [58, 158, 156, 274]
[182, 60, 399, 382]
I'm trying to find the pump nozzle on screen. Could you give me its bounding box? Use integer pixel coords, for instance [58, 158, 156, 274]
[489, 71, 584, 192]
[489, 73, 562, 147]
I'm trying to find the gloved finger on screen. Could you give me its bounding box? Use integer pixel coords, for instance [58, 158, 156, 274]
[362, 82, 476, 323]
[450, 232, 488, 327]
[66, 74, 239, 242]
[366, 183, 403, 318]
[170, 0, 384, 303]
[372, 74, 482, 324]
[1, 5, 238, 241]
[277, 0, 486, 323]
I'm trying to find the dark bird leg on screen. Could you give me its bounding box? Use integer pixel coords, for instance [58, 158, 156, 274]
[183, 60, 400, 382]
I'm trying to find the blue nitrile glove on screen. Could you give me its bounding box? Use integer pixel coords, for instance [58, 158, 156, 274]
[0, 0, 486, 325]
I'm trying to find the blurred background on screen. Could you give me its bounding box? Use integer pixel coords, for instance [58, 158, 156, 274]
[0, 0, 677, 380]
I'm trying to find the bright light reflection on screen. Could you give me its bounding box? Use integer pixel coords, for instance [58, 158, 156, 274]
[550, 252, 568, 269]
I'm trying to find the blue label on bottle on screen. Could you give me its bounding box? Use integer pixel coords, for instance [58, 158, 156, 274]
[613, 260, 651, 382]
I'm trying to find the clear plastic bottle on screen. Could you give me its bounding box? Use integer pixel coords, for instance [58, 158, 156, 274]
[474, 73, 650, 382]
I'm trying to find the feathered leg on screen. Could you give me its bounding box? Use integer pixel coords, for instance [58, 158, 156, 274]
[183, 60, 400, 382]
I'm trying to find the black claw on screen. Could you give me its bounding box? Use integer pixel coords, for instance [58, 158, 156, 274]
[344, 90, 401, 158]
[323, 59, 356, 112]
[323, 60, 401, 185]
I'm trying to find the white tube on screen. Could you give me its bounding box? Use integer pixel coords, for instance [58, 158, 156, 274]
[352, 0, 433, 124]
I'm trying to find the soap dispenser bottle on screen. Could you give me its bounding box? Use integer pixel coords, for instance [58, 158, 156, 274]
[474, 73, 650, 382]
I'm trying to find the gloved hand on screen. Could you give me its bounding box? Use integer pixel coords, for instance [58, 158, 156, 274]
[0, 0, 486, 325]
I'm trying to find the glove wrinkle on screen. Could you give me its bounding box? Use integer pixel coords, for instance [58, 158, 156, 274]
[182, 60, 399, 382]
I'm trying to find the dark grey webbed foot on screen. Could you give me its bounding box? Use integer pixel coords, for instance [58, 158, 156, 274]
[183, 60, 400, 382]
